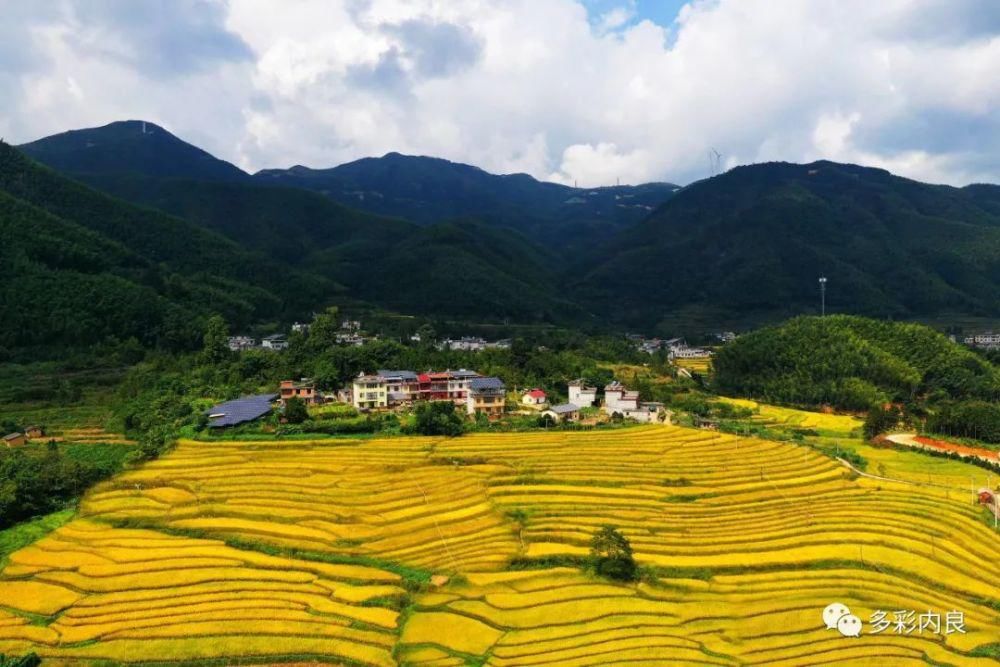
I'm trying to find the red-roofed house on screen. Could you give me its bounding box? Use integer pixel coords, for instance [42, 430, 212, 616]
[522, 388, 547, 406]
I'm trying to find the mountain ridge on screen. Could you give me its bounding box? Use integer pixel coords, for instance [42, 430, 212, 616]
[15, 120, 1000, 338]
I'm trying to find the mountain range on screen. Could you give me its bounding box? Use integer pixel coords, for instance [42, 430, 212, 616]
[7, 119, 1000, 355]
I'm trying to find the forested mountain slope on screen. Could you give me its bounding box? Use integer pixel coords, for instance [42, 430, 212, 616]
[255, 152, 678, 247]
[0, 142, 327, 354]
[713, 315, 1000, 410]
[574, 161, 1000, 331]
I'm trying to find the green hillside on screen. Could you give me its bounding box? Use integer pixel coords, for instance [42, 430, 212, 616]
[3, 138, 579, 339]
[713, 315, 1000, 410]
[0, 142, 329, 355]
[574, 161, 1000, 331]
[18, 122, 1000, 336]
[254, 152, 677, 248]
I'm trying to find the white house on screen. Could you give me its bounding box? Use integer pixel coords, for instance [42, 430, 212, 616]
[522, 388, 547, 406]
[622, 402, 668, 423]
[568, 380, 597, 407]
[352, 373, 387, 410]
[261, 334, 288, 351]
[447, 369, 480, 403]
[604, 381, 640, 414]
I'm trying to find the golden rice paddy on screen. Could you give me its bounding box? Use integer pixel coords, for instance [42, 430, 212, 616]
[720, 398, 863, 434]
[2, 424, 999, 664]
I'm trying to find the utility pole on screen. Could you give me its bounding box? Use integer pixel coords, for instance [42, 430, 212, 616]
[818, 277, 827, 316]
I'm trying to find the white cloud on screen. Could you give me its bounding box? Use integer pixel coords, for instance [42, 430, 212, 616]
[1, 0, 998, 187]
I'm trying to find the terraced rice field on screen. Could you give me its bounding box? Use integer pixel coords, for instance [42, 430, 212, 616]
[0, 521, 402, 665]
[2, 425, 999, 664]
[81, 437, 519, 573]
[721, 398, 863, 434]
[0, 402, 133, 444]
[675, 356, 713, 374]
[399, 568, 1000, 667]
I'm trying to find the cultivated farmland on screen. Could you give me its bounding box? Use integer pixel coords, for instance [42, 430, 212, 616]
[1, 425, 999, 665]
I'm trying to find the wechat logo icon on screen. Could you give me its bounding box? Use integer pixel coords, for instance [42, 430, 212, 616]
[823, 602, 862, 637]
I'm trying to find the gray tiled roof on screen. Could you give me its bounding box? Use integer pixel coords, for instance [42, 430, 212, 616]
[378, 369, 419, 381]
[469, 376, 505, 391]
[206, 393, 277, 428]
[549, 403, 579, 414]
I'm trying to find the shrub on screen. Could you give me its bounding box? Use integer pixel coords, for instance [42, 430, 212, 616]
[284, 397, 308, 424]
[413, 401, 465, 437]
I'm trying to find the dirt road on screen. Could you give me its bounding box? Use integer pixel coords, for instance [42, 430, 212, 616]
[886, 433, 999, 465]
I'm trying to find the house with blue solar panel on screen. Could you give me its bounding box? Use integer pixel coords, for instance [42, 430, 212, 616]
[466, 377, 506, 419]
[206, 394, 278, 428]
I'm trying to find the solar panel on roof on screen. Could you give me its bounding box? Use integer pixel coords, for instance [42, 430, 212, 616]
[469, 377, 504, 390]
[206, 393, 277, 427]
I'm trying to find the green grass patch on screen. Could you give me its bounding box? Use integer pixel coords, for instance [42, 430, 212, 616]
[0, 508, 75, 571]
[970, 643, 1000, 659]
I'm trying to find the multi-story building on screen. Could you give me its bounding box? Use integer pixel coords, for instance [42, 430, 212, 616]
[604, 381, 640, 413]
[420, 371, 452, 401]
[603, 380, 667, 423]
[279, 379, 321, 405]
[349, 368, 500, 414]
[379, 370, 420, 406]
[568, 380, 597, 407]
[467, 377, 506, 418]
[352, 373, 387, 410]
[447, 369, 480, 403]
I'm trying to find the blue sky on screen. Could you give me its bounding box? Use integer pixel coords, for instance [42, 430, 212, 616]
[1, 0, 997, 187]
[581, 0, 690, 27]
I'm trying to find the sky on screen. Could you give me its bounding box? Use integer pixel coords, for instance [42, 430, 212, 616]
[0, 0, 998, 187]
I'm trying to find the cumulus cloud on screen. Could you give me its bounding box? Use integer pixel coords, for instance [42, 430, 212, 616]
[0, 0, 998, 187]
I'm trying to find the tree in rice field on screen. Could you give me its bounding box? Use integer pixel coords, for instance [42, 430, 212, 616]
[590, 525, 637, 581]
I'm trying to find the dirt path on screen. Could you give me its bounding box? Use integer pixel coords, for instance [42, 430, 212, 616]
[886, 433, 999, 465]
[835, 457, 956, 490]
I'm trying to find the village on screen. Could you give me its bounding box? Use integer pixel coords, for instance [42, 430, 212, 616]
[200, 371, 672, 431]
[226, 318, 512, 353]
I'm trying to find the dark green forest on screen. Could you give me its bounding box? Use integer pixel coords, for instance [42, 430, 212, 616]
[16, 121, 1000, 341]
[0, 142, 331, 356]
[572, 161, 1000, 331]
